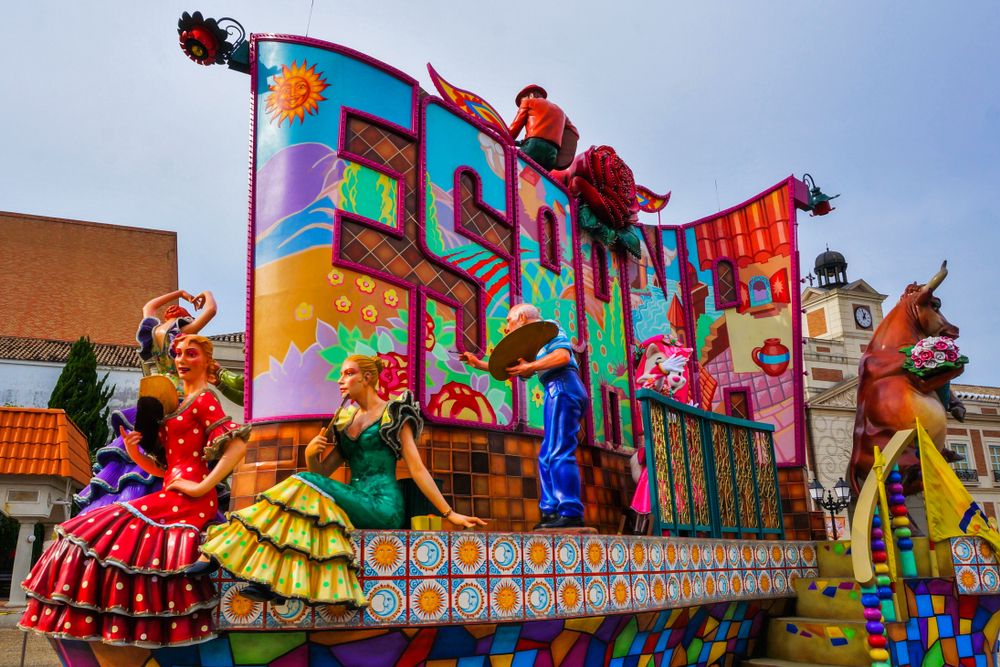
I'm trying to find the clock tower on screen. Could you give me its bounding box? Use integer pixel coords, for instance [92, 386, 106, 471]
[800, 248, 887, 398]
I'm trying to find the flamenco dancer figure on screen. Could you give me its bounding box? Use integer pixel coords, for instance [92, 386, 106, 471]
[20, 335, 248, 647]
[192, 354, 485, 604]
[76, 289, 243, 512]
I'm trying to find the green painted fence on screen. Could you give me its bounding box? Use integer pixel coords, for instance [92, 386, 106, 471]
[638, 388, 784, 539]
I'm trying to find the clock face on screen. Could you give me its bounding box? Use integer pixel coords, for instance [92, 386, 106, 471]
[854, 306, 873, 329]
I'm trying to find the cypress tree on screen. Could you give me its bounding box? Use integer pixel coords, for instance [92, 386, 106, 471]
[48, 337, 114, 455]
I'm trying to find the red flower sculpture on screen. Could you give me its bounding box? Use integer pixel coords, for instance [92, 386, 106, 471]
[557, 146, 639, 230]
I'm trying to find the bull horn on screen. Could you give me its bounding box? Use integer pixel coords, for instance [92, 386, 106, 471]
[925, 260, 948, 292]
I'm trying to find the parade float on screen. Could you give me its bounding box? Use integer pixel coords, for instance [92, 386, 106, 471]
[21, 12, 1000, 667]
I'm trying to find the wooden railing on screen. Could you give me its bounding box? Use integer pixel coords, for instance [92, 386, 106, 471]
[637, 389, 784, 539]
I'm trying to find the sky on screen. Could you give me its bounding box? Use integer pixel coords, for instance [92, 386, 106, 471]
[2, 2, 998, 384]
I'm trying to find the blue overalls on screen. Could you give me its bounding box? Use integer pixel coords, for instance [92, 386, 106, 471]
[535, 325, 586, 519]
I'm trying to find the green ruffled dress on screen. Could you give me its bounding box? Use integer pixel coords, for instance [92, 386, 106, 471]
[200, 392, 421, 605]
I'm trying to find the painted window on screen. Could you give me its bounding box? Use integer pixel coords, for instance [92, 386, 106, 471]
[713, 259, 738, 308]
[538, 208, 559, 272]
[603, 386, 622, 447]
[594, 244, 611, 302]
[747, 275, 773, 308]
[726, 388, 753, 421]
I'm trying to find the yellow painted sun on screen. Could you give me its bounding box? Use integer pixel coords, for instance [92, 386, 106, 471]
[715, 546, 726, 564]
[561, 583, 580, 608]
[370, 536, 401, 569]
[613, 580, 629, 605]
[691, 545, 700, 564]
[772, 546, 784, 562]
[652, 579, 665, 600]
[587, 542, 603, 567]
[961, 569, 978, 588]
[741, 545, 753, 563]
[529, 542, 549, 567]
[681, 577, 691, 598]
[732, 576, 743, 594]
[802, 546, 816, 563]
[415, 584, 445, 615]
[705, 576, 715, 596]
[494, 582, 519, 612]
[632, 543, 646, 568]
[265, 60, 329, 127]
[228, 591, 257, 620]
[456, 538, 483, 569]
[666, 544, 677, 564]
[760, 574, 771, 592]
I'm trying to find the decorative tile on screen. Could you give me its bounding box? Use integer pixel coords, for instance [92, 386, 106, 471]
[585, 575, 609, 614]
[363, 579, 406, 624]
[729, 571, 744, 596]
[800, 544, 818, 568]
[524, 577, 556, 619]
[952, 537, 976, 564]
[628, 539, 648, 573]
[982, 566, 1000, 593]
[769, 544, 785, 568]
[408, 578, 450, 624]
[486, 533, 520, 576]
[679, 573, 693, 603]
[649, 573, 666, 606]
[453, 531, 489, 576]
[757, 570, 773, 595]
[608, 574, 632, 612]
[451, 578, 489, 622]
[648, 540, 664, 572]
[677, 542, 691, 569]
[743, 570, 759, 596]
[350, 532, 362, 562]
[218, 581, 264, 629]
[715, 570, 730, 598]
[739, 544, 754, 568]
[689, 542, 704, 568]
[703, 571, 718, 599]
[314, 602, 360, 627]
[583, 536, 607, 573]
[772, 570, 788, 595]
[631, 573, 649, 609]
[523, 534, 554, 575]
[974, 538, 996, 565]
[727, 544, 741, 568]
[666, 573, 681, 604]
[785, 543, 800, 566]
[712, 543, 727, 569]
[266, 596, 312, 628]
[409, 532, 449, 577]
[363, 531, 407, 578]
[665, 542, 679, 570]
[556, 576, 584, 616]
[956, 565, 981, 594]
[607, 537, 630, 574]
[489, 577, 524, 620]
[555, 535, 582, 575]
[754, 544, 769, 567]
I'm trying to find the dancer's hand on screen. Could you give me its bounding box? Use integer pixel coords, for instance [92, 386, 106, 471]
[446, 512, 487, 529]
[167, 479, 208, 498]
[305, 432, 331, 463]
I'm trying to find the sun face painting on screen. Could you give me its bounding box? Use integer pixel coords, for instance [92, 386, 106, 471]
[265, 60, 329, 126]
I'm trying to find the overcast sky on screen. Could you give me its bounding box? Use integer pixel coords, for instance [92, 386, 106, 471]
[2, 2, 997, 384]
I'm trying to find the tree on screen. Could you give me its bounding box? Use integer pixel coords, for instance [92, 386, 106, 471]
[48, 337, 114, 455]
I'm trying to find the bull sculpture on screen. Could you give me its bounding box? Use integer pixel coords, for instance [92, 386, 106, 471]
[848, 261, 966, 495]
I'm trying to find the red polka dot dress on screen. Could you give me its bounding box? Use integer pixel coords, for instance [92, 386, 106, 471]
[19, 389, 249, 647]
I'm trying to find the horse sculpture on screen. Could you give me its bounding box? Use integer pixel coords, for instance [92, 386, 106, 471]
[848, 261, 966, 495]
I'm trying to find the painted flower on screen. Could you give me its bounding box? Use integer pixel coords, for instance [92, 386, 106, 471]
[356, 276, 376, 294]
[376, 352, 409, 400]
[335, 296, 352, 312]
[946, 350, 958, 361]
[327, 269, 344, 286]
[425, 317, 437, 351]
[294, 302, 314, 321]
[531, 386, 544, 408]
[383, 288, 399, 307]
[933, 339, 950, 351]
[919, 349, 934, 361]
[362, 305, 379, 323]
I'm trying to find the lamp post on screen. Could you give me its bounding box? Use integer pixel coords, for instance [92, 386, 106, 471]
[800, 173, 840, 216]
[809, 477, 852, 540]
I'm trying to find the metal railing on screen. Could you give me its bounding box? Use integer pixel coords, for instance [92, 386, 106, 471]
[953, 468, 978, 483]
[637, 389, 784, 539]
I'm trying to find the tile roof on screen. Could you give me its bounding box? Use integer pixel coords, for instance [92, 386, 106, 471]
[208, 332, 245, 344]
[0, 407, 91, 486]
[0, 335, 140, 368]
[953, 383, 1000, 403]
[693, 184, 791, 270]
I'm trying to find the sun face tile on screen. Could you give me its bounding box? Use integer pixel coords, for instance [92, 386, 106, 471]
[452, 532, 489, 576]
[524, 577, 556, 619]
[363, 531, 407, 578]
[409, 532, 449, 577]
[607, 538, 630, 575]
[555, 535, 583, 575]
[489, 577, 524, 621]
[451, 578, 489, 622]
[768, 544, 785, 568]
[408, 578, 450, 624]
[608, 574, 632, 612]
[363, 579, 406, 625]
[956, 565, 981, 594]
[556, 576, 584, 616]
[218, 581, 264, 629]
[523, 534, 554, 575]
[487, 533, 521, 576]
[583, 536, 607, 573]
[665, 542, 679, 570]
[648, 573, 666, 607]
[702, 571, 718, 600]
[315, 602, 360, 628]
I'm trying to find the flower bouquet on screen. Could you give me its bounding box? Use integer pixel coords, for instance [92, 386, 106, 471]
[901, 336, 968, 377]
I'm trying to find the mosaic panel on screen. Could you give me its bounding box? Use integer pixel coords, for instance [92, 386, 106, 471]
[952, 536, 1000, 594]
[207, 533, 814, 631]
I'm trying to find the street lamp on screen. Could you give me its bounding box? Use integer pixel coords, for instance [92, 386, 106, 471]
[809, 477, 852, 540]
[800, 173, 840, 217]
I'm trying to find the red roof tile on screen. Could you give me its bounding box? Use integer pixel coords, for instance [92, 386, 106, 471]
[0, 335, 140, 368]
[0, 407, 91, 486]
[693, 185, 791, 270]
